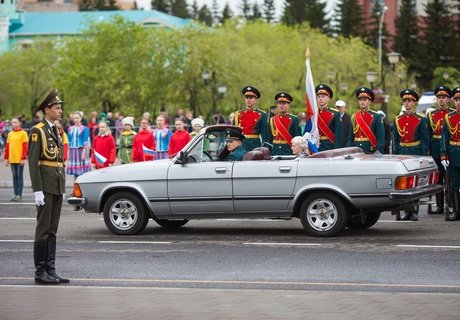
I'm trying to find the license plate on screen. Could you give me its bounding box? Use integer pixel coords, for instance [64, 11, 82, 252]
[418, 175, 428, 186]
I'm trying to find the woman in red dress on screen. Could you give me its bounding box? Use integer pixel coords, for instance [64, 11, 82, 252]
[91, 122, 116, 169]
[168, 118, 191, 158]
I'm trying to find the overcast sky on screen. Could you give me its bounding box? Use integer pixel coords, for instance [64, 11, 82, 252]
[137, 0, 337, 19]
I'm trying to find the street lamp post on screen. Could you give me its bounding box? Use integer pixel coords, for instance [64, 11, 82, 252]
[202, 70, 227, 119]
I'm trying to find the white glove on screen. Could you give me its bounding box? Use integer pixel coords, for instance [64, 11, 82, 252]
[441, 159, 449, 170]
[34, 191, 45, 206]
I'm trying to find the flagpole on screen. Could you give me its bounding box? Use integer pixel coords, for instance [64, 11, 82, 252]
[304, 47, 319, 153]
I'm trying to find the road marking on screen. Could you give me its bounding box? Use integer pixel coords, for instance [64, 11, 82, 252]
[0, 218, 35, 220]
[97, 241, 172, 244]
[0, 240, 34, 243]
[378, 220, 414, 223]
[243, 242, 321, 247]
[1, 277, 460, 290]
[0, 202, 36, 205]
[397, 244, 460, 249]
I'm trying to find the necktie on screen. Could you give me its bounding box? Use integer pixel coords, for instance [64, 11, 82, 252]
[52, 125, 58, 137]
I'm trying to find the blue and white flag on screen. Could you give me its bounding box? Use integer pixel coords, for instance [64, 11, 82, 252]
[94, 150, 107, 165]
[142, 144, 156, 155]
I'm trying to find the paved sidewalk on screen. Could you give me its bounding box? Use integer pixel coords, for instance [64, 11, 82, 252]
[1, 286, 459, 320]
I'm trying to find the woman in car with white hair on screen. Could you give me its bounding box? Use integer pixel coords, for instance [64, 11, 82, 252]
[291, 136, 310, 158]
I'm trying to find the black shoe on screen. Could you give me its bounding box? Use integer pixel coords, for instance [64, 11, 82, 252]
[35, 271, 60, 285]
[47, 270, 70, 283]
[34, 240, 59, 285]
[400, 213, 410, 221]
[409, 212, 418, 221]
[432, 207, 444, 214]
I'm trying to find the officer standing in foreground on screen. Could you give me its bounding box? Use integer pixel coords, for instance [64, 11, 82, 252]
[316, 84, 343, 151]
[233, 86, 268, 151]
[392, 89, 429, 221]
[428, 85, 453, 214]
[28, 89, 69, 285]
[225, 129, 246, 161]
[347, 87, 385, 154]
[268, 92, 301, 155]
[440, 87, 460, 221]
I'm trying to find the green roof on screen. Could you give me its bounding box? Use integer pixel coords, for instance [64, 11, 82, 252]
[9, 10, 191, 37]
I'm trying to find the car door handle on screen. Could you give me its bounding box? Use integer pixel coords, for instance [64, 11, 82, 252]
[279, 166, 292, 173]
[215, 167, 228, 174]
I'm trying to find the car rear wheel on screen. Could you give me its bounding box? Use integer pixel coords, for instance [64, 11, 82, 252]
[103, 192, 149, 235]
[347, 212, 381, 230]
[155, 219, 189, 228]
[300, 192, 348, 237]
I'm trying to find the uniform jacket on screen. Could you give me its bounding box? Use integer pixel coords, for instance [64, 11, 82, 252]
[228, 145, 246, 161]
[392, 112, 429, 156]
[28, 120, 65, 195]
[234, 107, 269, 150]
[347, 110, 385, 154]
[428, 108, 453, 159]
[318, 107, 343, 151]
[441, 111, 460, 167]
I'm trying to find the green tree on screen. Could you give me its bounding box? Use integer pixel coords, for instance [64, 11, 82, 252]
[239, 0, 251, 19]
[281, 0, 307, 26]
[170, 0, 189, 18]
[366, 0, 388, 48]
[393, 0, 420, 75]
[221, 3, 233, 24]
[190, 0, 199, 19]
[417, 0, 456, 89]
[198, 5, 213, 26]
[151, 0, 170, 13]
[333, 0, 365, 38]
[262, 0, 276, 23]
[250, 2, 262, 21]
[211, 0, 220, 26]
[305, 0, 329, 32]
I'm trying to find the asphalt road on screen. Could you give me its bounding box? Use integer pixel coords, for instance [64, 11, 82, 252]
[0, 186, 459, 319]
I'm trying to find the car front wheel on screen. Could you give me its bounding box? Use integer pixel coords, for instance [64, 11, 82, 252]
[103, 192, 149, 235]
[300, 192, 348, 237]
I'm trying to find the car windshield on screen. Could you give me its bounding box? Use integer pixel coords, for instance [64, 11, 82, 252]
[185, 128, 229, 162]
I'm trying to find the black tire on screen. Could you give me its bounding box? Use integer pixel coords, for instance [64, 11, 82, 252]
[103, 191, 149, 235]
[347, 212, 381, 230]
[155, 219, 189, 228]
[299, 192, 348, 237]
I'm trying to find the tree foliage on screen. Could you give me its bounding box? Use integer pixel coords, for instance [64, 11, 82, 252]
[0, 17, 412, 121]
[79, 0, 120, 11]
[263, 0, 276, 23]
[333, 0, 365, 38]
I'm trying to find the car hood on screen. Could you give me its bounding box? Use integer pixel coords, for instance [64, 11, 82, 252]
[75, 160, 172, 184]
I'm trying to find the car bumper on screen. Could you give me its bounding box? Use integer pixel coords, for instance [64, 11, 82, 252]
[389, 184, 443, 201]
[68, 197, 87, 206]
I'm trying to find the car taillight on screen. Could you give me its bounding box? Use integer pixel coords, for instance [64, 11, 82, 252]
[395, 175, 418, 190]
[429, 171, 439, 184]
[72, 183, 82, 198]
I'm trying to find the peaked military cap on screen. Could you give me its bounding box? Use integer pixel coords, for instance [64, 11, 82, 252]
[434, 85, 451, 97]
[451, 87, 460, 99]
[400, 89, 419, 102]
[356, 87, 375, 101]
[225, 128, 245, 141]
[315, 84, 333, 98]
[275, 92, 293, 103]
[241, 86, 261, 98]
[36, 89, 63, 112]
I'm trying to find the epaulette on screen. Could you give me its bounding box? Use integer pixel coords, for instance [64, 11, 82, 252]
[35, 122, 45, 129]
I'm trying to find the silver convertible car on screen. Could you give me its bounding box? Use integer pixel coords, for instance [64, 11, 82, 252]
[68, 125, 442, 237]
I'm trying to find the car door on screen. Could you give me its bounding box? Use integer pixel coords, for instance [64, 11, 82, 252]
[232, 158, 298, 214]
[167, 135, 234, 216]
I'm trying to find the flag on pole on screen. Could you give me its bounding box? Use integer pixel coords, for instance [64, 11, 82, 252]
[304, 48, 319, 154]
[94, 150, 107, 165]
[142, 144, 156, 155]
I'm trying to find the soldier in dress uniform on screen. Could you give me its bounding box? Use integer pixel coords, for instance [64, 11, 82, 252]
[315, 84, 343, 151]
[428, 85, 453, 214]
[233, 86, 269, 151]
[28, 89, 69, 284]
[268, 92, 301, 155]
[392, 89, 429, 221]
[440, 87, 460, 220]
[225, 128, 246, 161]
[347, 87, 385, 154]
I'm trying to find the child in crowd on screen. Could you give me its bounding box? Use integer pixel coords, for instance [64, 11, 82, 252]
[118, 116, 136, 164]
[4, 117, 28, 201]
[66, 111, 91, 180]
[91, 121, 116, 169]
[132, 118, 155, 162]
[153, 115, 172, 160]
[168, 119, 191, 158]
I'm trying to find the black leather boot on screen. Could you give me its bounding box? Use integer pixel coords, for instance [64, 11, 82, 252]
[451, 191, 459, 221]
[46, 238, 69, 283]
[34, 241, 59, 285]
[432, 192, 444, 214]
[400, 211, 410, 220]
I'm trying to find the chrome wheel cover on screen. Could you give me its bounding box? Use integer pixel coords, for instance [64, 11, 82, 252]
[306, 198, 338, 232]
[109, 199, 138, 231]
